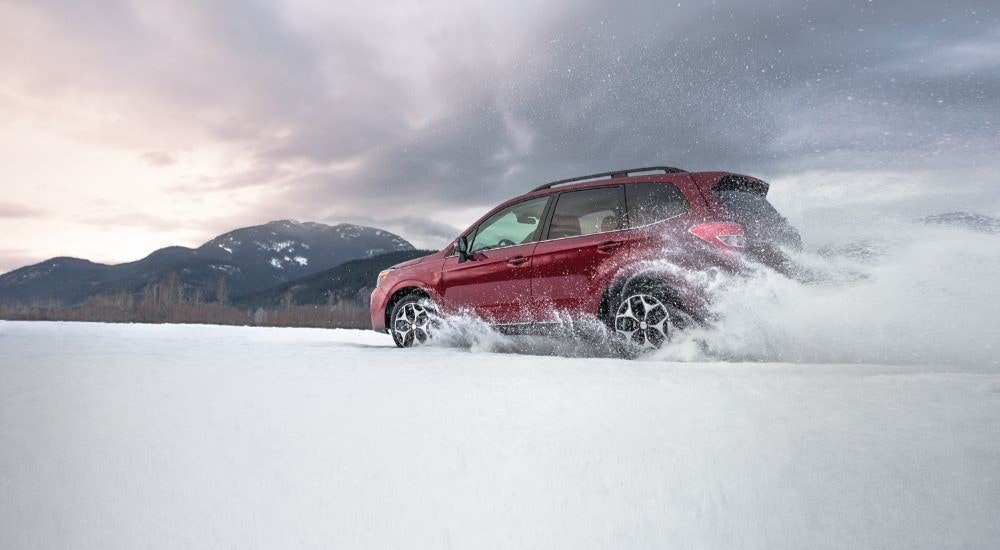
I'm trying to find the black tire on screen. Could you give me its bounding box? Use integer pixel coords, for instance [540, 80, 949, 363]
[608, 281, 684, 357]
[389, 294, 437, 348]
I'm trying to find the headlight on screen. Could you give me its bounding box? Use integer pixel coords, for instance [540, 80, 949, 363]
[376, 269, 392, 288]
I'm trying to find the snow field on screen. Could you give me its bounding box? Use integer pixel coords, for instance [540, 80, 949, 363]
[1, 321, 998, 549]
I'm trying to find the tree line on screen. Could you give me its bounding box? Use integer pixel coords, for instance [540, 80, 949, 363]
[0, 273, 370, 329]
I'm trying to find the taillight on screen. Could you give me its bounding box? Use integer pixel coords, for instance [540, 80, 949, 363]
[689, 222, 746, 252]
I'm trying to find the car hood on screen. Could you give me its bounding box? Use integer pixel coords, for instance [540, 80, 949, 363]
[391, 254, 433, 270]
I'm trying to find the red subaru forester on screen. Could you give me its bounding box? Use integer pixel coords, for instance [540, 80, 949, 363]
[371, 166, 799, 352]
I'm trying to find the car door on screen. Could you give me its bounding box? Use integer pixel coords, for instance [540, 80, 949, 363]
[528, 185, 627, 320]
[439, 195, 550, 324]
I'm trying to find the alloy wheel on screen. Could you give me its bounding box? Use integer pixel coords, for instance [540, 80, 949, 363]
[393, 301, 433, 347]
[614, 293, 670, 350]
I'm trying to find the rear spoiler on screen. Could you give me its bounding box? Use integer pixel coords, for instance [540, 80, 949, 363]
[714, 174, 770, 196]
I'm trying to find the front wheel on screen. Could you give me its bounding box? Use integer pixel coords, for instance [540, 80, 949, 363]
[390, 295, 437, 348]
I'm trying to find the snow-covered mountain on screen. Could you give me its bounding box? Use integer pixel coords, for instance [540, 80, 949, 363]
[0, 220, 414, 306]
[234, 249, 435, 309]
[195, 220, 414, 288]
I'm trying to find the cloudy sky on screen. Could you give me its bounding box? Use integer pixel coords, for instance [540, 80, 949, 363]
[0, 0, 997, 272]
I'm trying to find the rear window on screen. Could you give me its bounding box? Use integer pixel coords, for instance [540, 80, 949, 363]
[625, 183, 689, 227]
[714, 175, 801, 252]
[715, 189, 784, 227]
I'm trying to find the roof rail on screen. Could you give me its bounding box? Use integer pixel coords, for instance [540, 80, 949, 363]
[531, 166, 687, 193]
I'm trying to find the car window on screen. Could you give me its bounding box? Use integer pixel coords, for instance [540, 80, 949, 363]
[545, 186, 625, 240]
[625, 182, 690, 227]
[469, 196, 549, 253]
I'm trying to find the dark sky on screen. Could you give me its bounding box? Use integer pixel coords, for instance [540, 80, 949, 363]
[0, 0, 997, 269]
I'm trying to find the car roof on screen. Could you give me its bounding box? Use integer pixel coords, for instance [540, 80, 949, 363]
[518, 170, 728, 200]
[529, 166, 687, 192]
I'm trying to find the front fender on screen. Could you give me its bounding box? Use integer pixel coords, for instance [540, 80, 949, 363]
[371, 279, 440, 333]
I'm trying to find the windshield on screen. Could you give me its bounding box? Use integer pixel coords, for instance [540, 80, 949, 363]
[470, 196, 548, 252]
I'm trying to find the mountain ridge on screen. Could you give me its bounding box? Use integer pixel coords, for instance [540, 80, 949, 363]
[0, 220, 415, 306]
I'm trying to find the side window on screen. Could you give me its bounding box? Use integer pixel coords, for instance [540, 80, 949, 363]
[546, 186, 625, 240]
[469, 196, 549, 253]
[626, 183, 690, 227]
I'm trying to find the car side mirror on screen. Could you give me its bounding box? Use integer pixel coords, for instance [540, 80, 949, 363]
[456, 235, 470, 263]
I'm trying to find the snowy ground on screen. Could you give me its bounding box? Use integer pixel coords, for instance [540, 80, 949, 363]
[1, 321, 998, 549]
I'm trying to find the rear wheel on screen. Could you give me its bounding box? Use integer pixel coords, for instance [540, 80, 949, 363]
[610, 282, 681, 356]
[390, 295, 437, 348]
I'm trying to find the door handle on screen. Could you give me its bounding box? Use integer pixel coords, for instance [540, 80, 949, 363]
[597, 240, 623, 253]
[507, 255, 530, 266]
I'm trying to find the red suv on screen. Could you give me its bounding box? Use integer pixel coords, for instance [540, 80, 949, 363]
[371, 166, 799, 352]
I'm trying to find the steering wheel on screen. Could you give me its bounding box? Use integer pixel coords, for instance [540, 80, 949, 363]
[497, 238, 516, 248]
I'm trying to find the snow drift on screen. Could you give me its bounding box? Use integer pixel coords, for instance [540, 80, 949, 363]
[655, 222, 1000, 366]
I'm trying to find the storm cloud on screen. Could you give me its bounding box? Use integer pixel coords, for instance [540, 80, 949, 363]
[0, 0, 997, 265]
